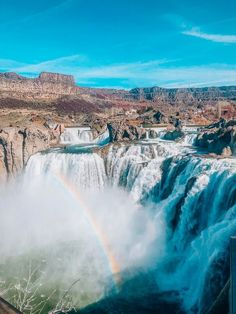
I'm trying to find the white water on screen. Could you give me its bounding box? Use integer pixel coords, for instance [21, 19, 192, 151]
[60, 127, 93, 144]
[153, 156, 236, 313]
[60, 127, 110, 146]
[25, 151, 107, 190]
[1, 134, 236, 313]
[143, 126, 198, 146]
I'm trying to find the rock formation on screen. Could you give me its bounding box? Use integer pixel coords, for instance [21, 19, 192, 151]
[195, 119, 236, 156]
[39, 72, 75, 85]
[138, 108, 169, 125]
[163, 129, 185, 141]
[0, 72, 80, 100]
[107, 121, 145, 142]
[128, 86, 236, 106]
[0, 125, 58, 181]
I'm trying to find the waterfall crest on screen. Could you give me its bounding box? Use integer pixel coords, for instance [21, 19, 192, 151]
[25, 151, 107, 190]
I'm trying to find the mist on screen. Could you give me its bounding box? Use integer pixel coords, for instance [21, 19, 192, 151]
[0, 174, 165, 311]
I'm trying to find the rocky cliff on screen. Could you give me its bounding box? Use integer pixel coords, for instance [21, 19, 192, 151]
[128, 86, 236, 106]
[0, 125, 58, 181]
[196, 119, 236, 156]
[0, 72, 80, 100]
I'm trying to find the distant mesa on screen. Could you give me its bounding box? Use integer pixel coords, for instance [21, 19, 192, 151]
[0, 70, 236, 108]
[38, 72, 75, 86]
[0, 71, 76, 86]
[0, 71, 79, 100]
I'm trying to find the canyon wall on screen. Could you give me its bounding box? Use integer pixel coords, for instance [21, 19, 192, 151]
[0, 72, 80, 100]
[128, 86, 236, 105]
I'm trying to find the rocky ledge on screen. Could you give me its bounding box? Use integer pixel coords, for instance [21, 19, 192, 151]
[195, 119, 236, 156]
[0, 125, 59, 181]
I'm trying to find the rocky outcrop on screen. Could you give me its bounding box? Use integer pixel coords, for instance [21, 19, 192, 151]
[139, 109, 169, 125]
[87, 116, 108, 138]
[107, 121, 146, 142]
[0, 72, 80, 100]
[195, 120, 236, 156]
[163, 128, 185, 141]
[38, 72, 75, 85]
[0, 125, 58, 181]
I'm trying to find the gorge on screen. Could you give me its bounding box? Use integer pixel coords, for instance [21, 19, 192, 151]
[0, 70, 235, 313]
[0, 123, 235, 313]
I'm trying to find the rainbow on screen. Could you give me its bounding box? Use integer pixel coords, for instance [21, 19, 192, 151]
[54, 173, 122, 290]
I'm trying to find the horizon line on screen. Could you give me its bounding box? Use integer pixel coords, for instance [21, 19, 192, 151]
[1, 70, 236, 91]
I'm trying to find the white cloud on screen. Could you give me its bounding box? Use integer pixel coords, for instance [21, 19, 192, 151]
[12, 54, 86, 74]
[0, 59, 26, 70]
[77, 60, 171, 79]
[76, 63, 236, 88]
[183, 28, 236, 43]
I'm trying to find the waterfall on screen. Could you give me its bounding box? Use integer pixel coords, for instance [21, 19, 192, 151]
[25, 151, 107, 190]
[105, 143, 177, 201]
[60, 127, 94, 144]
[143, 127, 198, 146]
[150, 156, 236, 313]
[181, 127, 198, 146]
[12, 139, 236, 312]
[60, 127, 110, 146]
[144, 127, 168, 140]
[94, 129, 110, 146]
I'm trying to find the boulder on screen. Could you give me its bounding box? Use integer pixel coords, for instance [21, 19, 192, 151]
[141, 110, 168, 125]
[163, 129, 185, 141]
[149, 130, 158, 139]
[107, 121, 146, 142]
[153, 111, 167, 124]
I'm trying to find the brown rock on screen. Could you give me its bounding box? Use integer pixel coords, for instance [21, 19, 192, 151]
[195, 119, 236, 155]
[0, 72, 80, 101]
[107, 121, 146, 142]
[0, 125, 58, 181]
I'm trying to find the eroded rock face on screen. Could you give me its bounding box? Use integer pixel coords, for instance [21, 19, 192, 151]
[107, 121, 145, 142]
[39, 72, 75, 85]
[0, 126, 58, 181]
[129, 86, 236, 105]
[196, 120, 236, 156]
[0, 72, 80, 100]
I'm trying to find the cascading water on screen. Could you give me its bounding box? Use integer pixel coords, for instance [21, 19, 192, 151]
[143, 126, 198, 146]
[181, 127, 199, 146]
[25, 151, 107, 190]
[150, 156, 236, 313]
[1, 127, 235, 313]
[60, 127, 110, 146]
[105, 143, 178, 201]
[60, 127, 93, 144]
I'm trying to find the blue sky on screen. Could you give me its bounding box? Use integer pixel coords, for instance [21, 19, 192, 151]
[0, 0, 236, 89]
